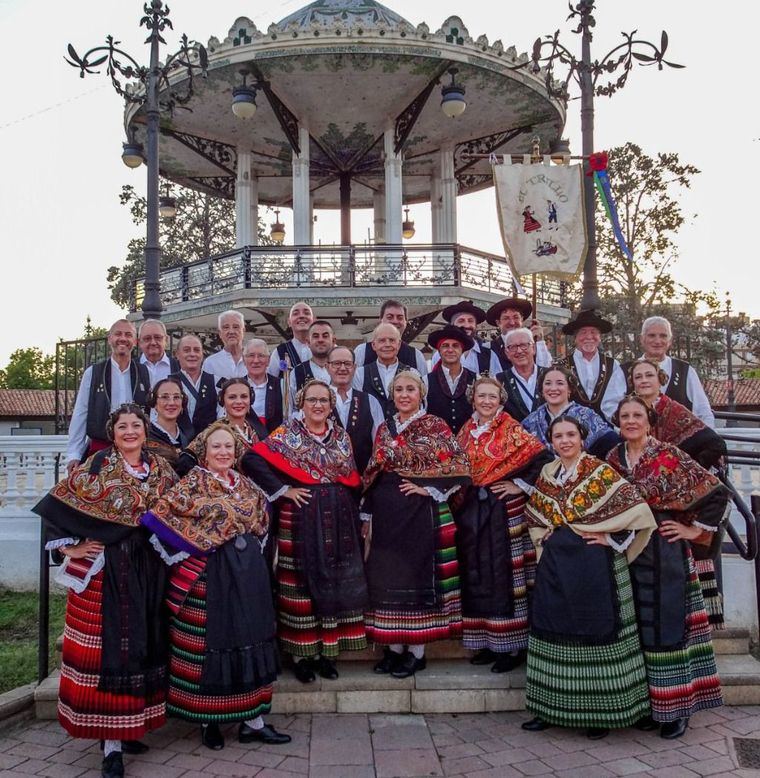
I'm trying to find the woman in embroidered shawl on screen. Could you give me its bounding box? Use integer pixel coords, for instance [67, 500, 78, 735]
[607, 396, 727, 740]
[145, 378, 192, 469]
[522, 365, 620, 459]
[141, 422, 290, 751]
[454, 376, 553, 673]
[33, 404, 177, 778]
[362, 369, 471, 679]
[631, 358, 728, 626]
[522, 416, 656, 740]
[242, 379, 369, 685]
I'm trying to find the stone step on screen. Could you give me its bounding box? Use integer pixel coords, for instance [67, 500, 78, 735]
[712, 627, 751, 655]
[34, 652, 760, 718]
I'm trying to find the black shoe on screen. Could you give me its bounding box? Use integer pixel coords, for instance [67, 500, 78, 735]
[293, 658, 316, 683]
[470, 648, 497, 665]
[374, 648, 403, 674]
[238, 722, 292, 745]
[101, 752, 124, 778]
[491, 650, 527, 674]
[633, 715, 658, 732]
[521, 717, 552, 732]
[391, 652, 427, 678]
[586, 727, 609, 740]
[100, 740, 149, 755]
[317, 656, 339, 680]
[201, 722, 225, 750]
[660, 718, 688, 739]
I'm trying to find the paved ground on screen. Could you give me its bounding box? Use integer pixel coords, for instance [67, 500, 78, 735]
[2, 707, 760, 777]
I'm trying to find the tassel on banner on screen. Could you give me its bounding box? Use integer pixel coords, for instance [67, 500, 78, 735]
[589, 152, 633, 260]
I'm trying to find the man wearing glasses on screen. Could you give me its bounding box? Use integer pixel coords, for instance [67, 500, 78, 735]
[494, 328, 547, 421]
[243, 339, 283, 433]
[486, 297, 552, 372]
[138, 319, 179, 387]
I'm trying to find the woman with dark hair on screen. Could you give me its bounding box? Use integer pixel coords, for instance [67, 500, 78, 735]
[522, 365, 620, 458]
[607, 396, 726, 739]
[145, 378, 192, 468]
[454, 376, 553, 673]
[142, 422, 290, 751]
[33, 404, 177, 778]
[631, 358, 728, 625]
[242, 379, 369, 684]
[522, 415, 656, 739]
[362, 369, 471, 679]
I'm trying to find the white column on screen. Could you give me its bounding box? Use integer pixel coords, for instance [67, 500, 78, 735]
[292, 126, 311, 245]
[373, 189, 386, 244]
[384, 128, 403, 244]
[249, 173, 259, 246]
[309, 194, 315, 244]
[430, 172, 442, 243]
[235, 149, 253, 248]
[439, 146, 458, 244]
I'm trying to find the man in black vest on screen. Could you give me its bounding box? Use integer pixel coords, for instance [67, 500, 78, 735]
[243, 338, 283, 433]
[288, 320, 334, 413]
[560, 310, 626, 422]
[354, 299, 427, 375]
[267, 301, 314, 378]
[66, 318, 150, 472]
[494, 327, 547, 422]
[326, 346, 384, 474]
[353, 322, 417, 418]
[627, 315, 715, 426]
[487, 297, 552, 371]
[430, 301, 500, 375]
[426, 325, 476, 434]
[170, 334, 218, 440]
[138, 319, 179, 387]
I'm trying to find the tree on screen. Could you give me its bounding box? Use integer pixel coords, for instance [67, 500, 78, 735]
[0, 348, 55, 389]
[107, 183, 272, 308]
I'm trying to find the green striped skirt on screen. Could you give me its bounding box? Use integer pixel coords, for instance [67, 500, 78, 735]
[526, 552, 650, 729]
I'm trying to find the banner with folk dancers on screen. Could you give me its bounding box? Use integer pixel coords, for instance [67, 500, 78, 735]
[492, 160, 588, 280]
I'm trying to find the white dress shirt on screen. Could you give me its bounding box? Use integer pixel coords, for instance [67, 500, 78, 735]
[267, 338, 312, 377]
[178, 370, 202, 421]
[248, 377, 269, 418]
[572, 350, 627, 421]
[354, 341, 428, 375]
[139, 352, 172, 388]
[657, 355, 715, 428]
[66, 359, 135, 464]
[332, 387, 385, 440]
[353, 360, 402, 395]
[441, 365, 465, 393]
[287, 361, 331, 414]
[202, 349, 247, 388]
[511, 364, 539, 410]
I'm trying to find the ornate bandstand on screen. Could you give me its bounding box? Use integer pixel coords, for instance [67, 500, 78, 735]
[125, 0, 570, 341]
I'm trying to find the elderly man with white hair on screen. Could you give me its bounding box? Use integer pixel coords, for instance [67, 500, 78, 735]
[243, 338, 283, 433]
[494, 327, 547, 422]
[202, 309, 248, 388]
[138, 318, 179, 387]
[631, 315, 715, 427]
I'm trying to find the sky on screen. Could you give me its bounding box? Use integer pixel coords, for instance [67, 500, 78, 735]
[0, 0, 757, 365]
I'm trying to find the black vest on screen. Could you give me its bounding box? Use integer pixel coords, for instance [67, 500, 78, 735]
[472, 340, 494, 374]
[426, 365, 476, 434]
[622, 357, 692, 411]
[171, 370, 218, 440]
[362, 361, 410, 419]
[363, 341, 419, 370]
[246, 375, 283, 434]
[276, 340, 307, 371]
[331, 390, 375, 474]
[565, 350, 617, 418]
[85, 359, 150, 445]
[292, 360, 316, 392]
[489, 334, 513, 372]
[496, 366, 547, 422]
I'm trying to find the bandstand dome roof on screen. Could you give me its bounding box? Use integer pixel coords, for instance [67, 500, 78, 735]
[125, 0, 566, 209]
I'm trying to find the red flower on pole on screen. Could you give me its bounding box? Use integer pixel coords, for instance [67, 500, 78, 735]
[588, 151, 608, 173]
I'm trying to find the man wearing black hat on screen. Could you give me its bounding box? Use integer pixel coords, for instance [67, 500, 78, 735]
[560, 310, 626, 422]
[430, 301, 501, 375]
[426, 326, 477, 434]
[486, 298, 552, 372]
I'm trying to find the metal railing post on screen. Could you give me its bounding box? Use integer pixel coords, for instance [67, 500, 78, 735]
[243, 247, 252, 289]
[753, 494, 760, 638]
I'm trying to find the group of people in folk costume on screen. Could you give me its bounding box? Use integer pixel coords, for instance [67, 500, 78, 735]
[35, 294, 728, 777]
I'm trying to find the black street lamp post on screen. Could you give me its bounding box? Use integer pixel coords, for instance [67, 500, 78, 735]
[726, 295, 737, 416]
[65, 0, 207, 319]
[512, 0, 682, 312]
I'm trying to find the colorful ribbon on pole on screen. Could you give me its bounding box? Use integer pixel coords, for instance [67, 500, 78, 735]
[589, 152, 632, 260]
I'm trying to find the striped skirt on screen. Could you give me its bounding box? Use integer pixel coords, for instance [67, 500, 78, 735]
[644, 552, 723, 722]
[462, 494, 535, 653]
[58, 572, 166, 740]
[168, 574, 273, 723]
[526, 553, 651, 729]
[695, 558, 724, 628]
[276, 502, 368, 659]
[365, 502, 462, 646]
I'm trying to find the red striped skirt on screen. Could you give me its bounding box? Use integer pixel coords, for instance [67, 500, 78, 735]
[58, 571, 166, 740]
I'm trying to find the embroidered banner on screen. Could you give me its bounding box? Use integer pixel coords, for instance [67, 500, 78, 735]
[492, 160, 588, 279]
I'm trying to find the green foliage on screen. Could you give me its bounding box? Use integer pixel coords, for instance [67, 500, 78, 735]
[0, 347, 55, 389]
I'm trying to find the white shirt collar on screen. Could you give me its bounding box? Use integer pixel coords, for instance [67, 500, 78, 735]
[140, 352, 170, 367]
[110, 357, 131, 375]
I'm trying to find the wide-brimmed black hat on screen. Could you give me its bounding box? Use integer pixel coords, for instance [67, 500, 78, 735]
[441, 300, 487, 325]
[562, 309, 613, 336]
[485, 297, 533, 325]
[427, 325, 475, 351]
